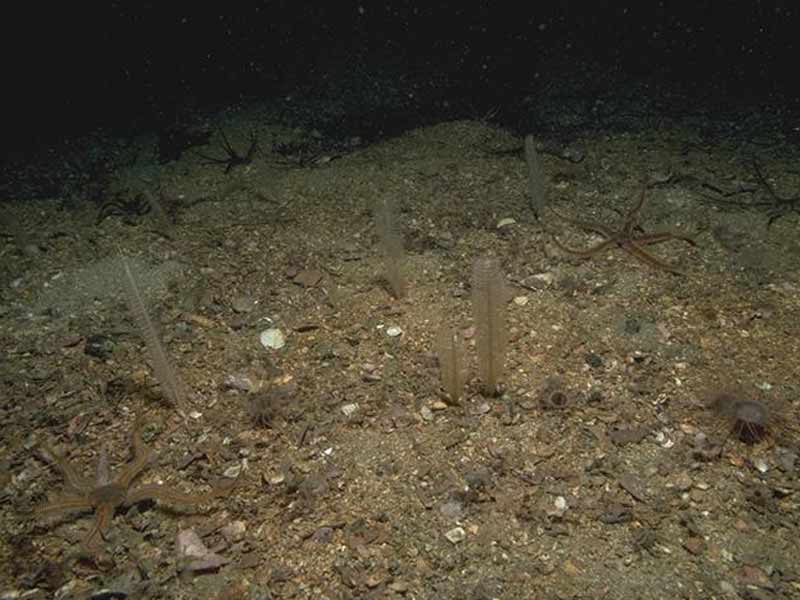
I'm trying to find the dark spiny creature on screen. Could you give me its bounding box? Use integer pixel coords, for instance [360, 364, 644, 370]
[194, 127, 260, 173]
[708, 388, 788, 445]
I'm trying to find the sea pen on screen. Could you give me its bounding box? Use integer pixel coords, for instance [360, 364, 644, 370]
[374, 196, 406, 299]
[524, 134, 546, 219]
[437, 324, 465, 405]
[472, 257, 507, 396]
[120, 256, 188, 410]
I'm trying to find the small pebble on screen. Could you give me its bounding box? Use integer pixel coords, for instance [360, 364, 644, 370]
[293, 269, 322, 288]
[473, 402, 491, 415]
[311, 526, 333, 544]
[689, 488, 705, 503]
[221, 520, 247, 543]
[231, 295, 257, 313]
[719, 581, 737, 596]
[341, 403, 359, 417]
[444, 526, 466, 544]
[531, 272, 555, 285]
[223, 373, 257, 392]
[497, 217, 516, 229]
[673, 473, 693, 492]
[547, 495, 568, 518]
[223, 463, 243, 478]
[260, 328, 286, 349]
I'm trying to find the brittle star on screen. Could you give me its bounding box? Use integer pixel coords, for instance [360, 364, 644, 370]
[550, 187, 697, 275]
[35, 416, 230, 549]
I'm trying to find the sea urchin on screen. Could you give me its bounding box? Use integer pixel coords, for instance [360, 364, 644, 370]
[708, 388, 780, 444]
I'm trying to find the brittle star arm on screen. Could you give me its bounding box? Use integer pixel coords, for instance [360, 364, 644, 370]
[38, 444, 92, 493]
[621, 187, 647, 237]
[115, 417, 154, 489]
[35, 494, 94, 517]
[548, 206, 622, 257]
[633, 231, 696, 246]
[86, 503, 116, 546]
[622, 240, 687, 275]
[552, 235, 618, 258]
